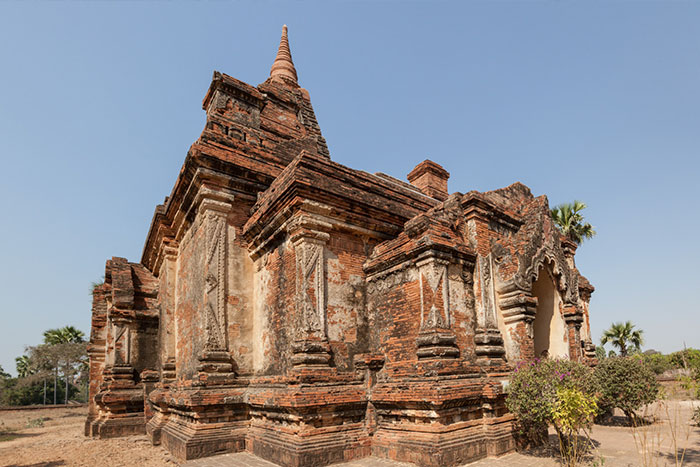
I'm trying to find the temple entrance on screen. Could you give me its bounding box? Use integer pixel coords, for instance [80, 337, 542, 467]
[532, 264, 569, 358]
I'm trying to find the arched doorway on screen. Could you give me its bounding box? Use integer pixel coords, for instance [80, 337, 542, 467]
[532, 264, 569, 359]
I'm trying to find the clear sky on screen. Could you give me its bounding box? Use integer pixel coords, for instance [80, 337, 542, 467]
[1, 2, 698, 376]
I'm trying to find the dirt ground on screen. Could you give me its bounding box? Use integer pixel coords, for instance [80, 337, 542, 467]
[0, 400, 698, 467]
[0, 406, 175, 467]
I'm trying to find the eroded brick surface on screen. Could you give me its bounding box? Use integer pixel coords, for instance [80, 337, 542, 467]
[85, 26, 596, 467]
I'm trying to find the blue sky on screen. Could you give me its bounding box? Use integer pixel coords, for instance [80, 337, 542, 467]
[1, 2, 698, 375]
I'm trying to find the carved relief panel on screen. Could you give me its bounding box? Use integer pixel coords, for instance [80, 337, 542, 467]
[417, 258, 450, 330]
[477, 254, 498, 330]
[289, 224, 332, 368]
[204, 211, 228, 352]
[110, 320, 130, 367]
[294, 238, 326, 337]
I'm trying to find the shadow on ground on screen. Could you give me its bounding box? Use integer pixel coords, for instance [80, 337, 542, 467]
[5, 462, 66, 467]
[0, 432, 41, 442]
[659, 446, 700, 465]
[595, 414, 655, 427]
[517, 433, 602, 464]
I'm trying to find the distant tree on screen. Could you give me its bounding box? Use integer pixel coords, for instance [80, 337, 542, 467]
[0, 365, 10, 379]
[43, 326, 84, 345]
[26, 345, 56, 405]
[1, 359, 47, 406]
[550, 201, 596, 245]
[55, 342, 87, 404]
[595, 346, 606, 361]
[0, 377, 47, 406]
[15, 355, 32, 378]
[90, 277, 104, 295]
[42, 326, 86, 404]
[28, 342, 85, 405]
[600, 321, 644, 357]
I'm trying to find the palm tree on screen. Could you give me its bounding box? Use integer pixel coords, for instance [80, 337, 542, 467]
[90, 277, 104, 295]
[27, 344, 60, 405]
[550, 200, 596, 245]
[43, 326, 85, 404]
[600, 321, 644, 357]
[15, 355, 32, 378]
[43, 326, 84, 345]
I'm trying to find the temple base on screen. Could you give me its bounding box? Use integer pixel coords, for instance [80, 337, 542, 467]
[161, 419, 247, 460]
[372, 423, 514, 467]
[158, 385, 248, 460]
[91, 413, 146, 438]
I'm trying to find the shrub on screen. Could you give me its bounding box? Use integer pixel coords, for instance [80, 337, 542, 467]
[25, 417, 46, 428]
[668, 348, 700, 370]
[680, 370, 700, 400]
[552, 387, 598, 467]
[642, 353, 673, 375]
[593, 356, 659, 423]
[693, 407, 700, 427]
[595, 346, 606, 361]
[506, 358, 594, 446]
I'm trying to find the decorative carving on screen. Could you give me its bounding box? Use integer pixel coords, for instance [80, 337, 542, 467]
[583, 339, 597, 359]
[526, 320, 534, 339]
[112, 322, 130, 366]
[478, 255, 499, 329]
[529, 249, 577, 305]
[204, 212, 227, 352]
[366, 268, 413, 295]
[191, 191, 236, 383]
[474, 255, 506, 364]
[295, 240, 326, 335]
[415, 258, 459, 360]
[288, 224, 332, 369]
[417, 258, 450, 330]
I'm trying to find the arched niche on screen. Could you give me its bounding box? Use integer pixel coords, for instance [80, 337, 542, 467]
[531, 262, 569, 359]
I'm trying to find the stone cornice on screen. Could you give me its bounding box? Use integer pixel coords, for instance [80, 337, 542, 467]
[243, 151, 437, 248]
[245, 199, 390, 261]
[141, 158, 265, 272]
[202, 71, 265, 112]
[364, 224, 475, 280]
[461, 194, 523, 233]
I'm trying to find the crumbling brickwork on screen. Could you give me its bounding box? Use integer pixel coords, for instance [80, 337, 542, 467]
[85, 25, 596, 466]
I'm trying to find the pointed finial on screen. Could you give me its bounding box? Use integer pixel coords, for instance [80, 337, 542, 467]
[270, 25, 298, 86]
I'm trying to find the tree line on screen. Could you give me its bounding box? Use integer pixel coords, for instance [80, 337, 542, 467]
[0, 325, 88, 406]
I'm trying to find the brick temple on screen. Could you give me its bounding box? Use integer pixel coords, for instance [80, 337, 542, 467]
[85, 26, 596, 466]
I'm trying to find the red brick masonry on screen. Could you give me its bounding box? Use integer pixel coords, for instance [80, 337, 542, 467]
[85, 26, 596, 467]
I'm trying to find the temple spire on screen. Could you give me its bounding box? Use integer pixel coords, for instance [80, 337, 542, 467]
[269, 25, 298, 86]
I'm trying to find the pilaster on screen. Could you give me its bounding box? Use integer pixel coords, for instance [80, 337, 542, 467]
[288, 216, 333, 371]
[563, 305, 584, 361]
[475, 255, 507, 365]
[160, 243, 179, 385]
[415, 257, 459, 360]
[194, 188, 237, 385]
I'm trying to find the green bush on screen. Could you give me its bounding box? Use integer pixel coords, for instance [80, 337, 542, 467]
[595, 346, 606, 361]
[642, 353, 673, 375]
[506, 358, 594, 446]
[593, 356, 659, 422]
[552, 387, 598, 467]
[668, 348, 700, 370]
[680, 370, 700, 400]
[25, 417, 47, 428]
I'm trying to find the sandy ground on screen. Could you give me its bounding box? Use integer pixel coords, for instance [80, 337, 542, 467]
[0, 406, 175, 467]
[1, 401, 698, 467]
